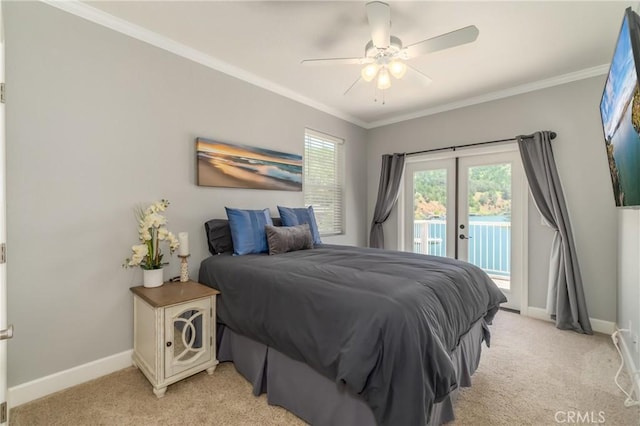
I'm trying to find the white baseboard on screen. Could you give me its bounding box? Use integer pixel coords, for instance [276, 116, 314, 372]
[3, 307, 616, 408]
[8, 349, 133, 408]
[525, 306, 616, 335]
[615, 328, 640, 400]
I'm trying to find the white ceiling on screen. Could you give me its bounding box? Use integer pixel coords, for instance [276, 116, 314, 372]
[74, 1, 634, 128]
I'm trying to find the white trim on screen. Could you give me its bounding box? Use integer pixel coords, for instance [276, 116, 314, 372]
[616, 327, 640, 400]
[526, 307, 615, 335]
[40, 0, 368, 129]
[8, 349, 133, 408]
[0, 1, 7, 423]
[590, 317, 617, 335]
[366, 64, 609, 129]
[396, 175, 405, 251]
[520, 187, 529, 316]
[40, 0, 608, 131]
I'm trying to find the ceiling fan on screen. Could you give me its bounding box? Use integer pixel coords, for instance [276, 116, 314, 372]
[301, 1, 479, 96]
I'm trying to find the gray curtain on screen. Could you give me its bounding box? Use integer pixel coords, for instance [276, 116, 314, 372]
[369, 153, 406, 248]
[517, 131, 592, 334]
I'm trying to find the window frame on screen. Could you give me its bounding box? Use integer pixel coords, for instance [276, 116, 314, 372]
[303, 128, 345, 236]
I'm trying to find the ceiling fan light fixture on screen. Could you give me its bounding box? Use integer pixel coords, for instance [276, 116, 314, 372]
[361, 63, 379, 82]
[301, 3, 478, 100]
[389, 61, 407, 79]
[377, 67, 391, 90]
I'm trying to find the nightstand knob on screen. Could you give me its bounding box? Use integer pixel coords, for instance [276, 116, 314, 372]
[166, 341, 172, 347]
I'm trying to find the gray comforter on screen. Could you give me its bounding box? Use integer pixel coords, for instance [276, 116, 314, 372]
[199, 244, 506, 425]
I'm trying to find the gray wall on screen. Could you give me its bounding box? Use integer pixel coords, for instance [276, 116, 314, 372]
[4, 2, 367, 386]
[367, 76, 618, 322]
[3, 0, 626, 389]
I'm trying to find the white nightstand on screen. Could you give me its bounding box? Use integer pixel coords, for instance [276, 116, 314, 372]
[130, 280, 220, 398]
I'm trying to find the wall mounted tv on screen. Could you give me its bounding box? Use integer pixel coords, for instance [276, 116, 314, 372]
[600, 7, 640, 207]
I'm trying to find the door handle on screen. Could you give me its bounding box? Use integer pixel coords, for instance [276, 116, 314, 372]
[459, 234, 472, 240]
[0, 324, 13, 340]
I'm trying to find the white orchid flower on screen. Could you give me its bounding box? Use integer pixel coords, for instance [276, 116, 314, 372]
[167, 232, 179, 252]
[145, 213, 166, 229]
[139, 229, 152, 241]
[124, 199, 176, 270]
[157, 227, 169, 241]
[153, 201, 167, 212]
[127, 244, 149, 266]
[132, 244, 148, 256]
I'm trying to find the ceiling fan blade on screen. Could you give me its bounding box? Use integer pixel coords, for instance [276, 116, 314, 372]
[407, 64, 433, 85]
[366, 1, 390, 49]
[404, 25, 479, 58]
[343, 76, 362, 96]
[301, 57, 373, 66]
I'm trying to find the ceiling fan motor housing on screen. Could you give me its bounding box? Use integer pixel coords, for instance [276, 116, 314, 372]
[301, 1, 478, 97]
[365, 35, 404, 62]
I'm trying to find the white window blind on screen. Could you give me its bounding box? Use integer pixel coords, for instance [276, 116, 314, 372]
[304, 129, 345, 236]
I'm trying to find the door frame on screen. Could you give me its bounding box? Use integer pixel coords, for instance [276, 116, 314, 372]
[0, 0, 7, 422]
[398, 142, 529, 314]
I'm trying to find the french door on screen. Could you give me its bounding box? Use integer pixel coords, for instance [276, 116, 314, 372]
[403, 147, 525, 311]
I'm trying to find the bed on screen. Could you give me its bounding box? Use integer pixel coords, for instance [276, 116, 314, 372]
[198, 218, 506, 426]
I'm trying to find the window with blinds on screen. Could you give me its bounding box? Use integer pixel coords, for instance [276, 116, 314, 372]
[304, 129, 345, 236]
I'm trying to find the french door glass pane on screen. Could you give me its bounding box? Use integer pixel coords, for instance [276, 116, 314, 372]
[413, 169, 447, 257]
[466, 163, 512, 289]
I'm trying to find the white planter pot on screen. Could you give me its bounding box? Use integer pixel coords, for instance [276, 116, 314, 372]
[143, 268, 164, 288]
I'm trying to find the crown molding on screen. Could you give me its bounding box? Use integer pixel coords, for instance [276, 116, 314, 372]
[365, 64, 609, 129]
[40, 0, 369, 129]
[41, 1, 608, 131]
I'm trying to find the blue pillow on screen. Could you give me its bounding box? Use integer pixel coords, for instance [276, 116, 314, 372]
[225, 207, 273, 255]
[277, 206, 322, 245]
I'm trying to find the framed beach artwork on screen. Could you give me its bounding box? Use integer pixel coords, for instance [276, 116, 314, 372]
[196, 137, 303, 191]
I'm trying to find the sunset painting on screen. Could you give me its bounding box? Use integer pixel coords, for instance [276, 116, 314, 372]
[196, 137, 302, 191]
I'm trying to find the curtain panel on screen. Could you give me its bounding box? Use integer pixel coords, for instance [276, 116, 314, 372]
[517, 131, 592, 334]
[369, 153, 406, 249]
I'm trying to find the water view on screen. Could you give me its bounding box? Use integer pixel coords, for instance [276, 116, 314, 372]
[412, 163, 512, 280]
[608, 96, 640, 206]
[413, 216, 510, 277]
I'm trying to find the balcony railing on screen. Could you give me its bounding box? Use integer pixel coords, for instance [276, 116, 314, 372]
[413, 219, 510, 277]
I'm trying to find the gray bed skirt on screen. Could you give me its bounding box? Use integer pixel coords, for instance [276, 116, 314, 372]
[217, 318, 489, 426]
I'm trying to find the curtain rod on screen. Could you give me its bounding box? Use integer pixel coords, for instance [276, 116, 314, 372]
[405, 131, 557, 157]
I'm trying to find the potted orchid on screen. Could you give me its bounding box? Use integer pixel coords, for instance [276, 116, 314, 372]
[124, 199, 180, 288]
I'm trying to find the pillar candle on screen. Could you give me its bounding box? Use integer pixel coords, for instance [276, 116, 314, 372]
[178, 232, 189, 256]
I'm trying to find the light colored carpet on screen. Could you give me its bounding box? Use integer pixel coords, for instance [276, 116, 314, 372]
[10, 312, 640, 425]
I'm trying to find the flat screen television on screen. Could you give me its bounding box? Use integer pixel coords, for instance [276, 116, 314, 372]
[600, 7, 640, 207]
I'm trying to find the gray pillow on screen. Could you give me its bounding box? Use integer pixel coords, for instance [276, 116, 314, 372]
[265, 224, 314, 255]
[204, 217, 285, 255]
